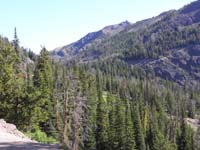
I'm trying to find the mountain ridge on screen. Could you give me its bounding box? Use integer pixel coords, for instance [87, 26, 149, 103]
[51, 0, 200, 85]
[51, 20, 132, 59]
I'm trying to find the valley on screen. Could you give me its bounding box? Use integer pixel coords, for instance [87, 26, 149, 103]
[1, 0, 200, 150]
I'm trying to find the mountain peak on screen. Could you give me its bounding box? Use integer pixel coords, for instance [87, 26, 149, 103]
[118, 20, 131, 26]
[102, 20, 131, 34]
[51, 21, 132, 58]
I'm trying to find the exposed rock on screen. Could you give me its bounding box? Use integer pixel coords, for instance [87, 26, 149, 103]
[0, 119, 60, 149]
[185, 118, 200, 131]
[0, 119, 32, 143]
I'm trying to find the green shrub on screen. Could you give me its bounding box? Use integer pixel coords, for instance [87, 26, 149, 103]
[26, 128, 58, 144]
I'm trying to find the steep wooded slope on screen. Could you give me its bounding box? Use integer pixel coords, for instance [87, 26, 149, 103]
[51, 0, 200, 85]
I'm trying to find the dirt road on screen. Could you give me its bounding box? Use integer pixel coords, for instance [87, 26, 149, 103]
[0, 142, 60, 150]
[0, 119, 60, 149]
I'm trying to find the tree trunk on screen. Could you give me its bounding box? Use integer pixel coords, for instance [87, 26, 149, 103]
[62, 88, 69, 147]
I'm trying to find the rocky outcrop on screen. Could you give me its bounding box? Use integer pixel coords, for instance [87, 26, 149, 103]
[0, 119, 60, 150]
[0, 119, 32, 143]
[185, 118, 200, 131]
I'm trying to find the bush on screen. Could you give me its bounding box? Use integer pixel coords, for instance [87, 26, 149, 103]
[26, 128, 58, 144]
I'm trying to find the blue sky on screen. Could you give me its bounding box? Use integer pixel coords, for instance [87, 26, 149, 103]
[0, 0, 195, 53]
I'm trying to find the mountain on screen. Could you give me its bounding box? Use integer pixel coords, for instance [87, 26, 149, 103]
[51, 21, 131, 60]
[51, 0, 200, 85]
[2, 1, 200, 149]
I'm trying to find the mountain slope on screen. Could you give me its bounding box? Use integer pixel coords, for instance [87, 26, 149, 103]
[51, 0, 200, 85]
[51, 21, 131, 60]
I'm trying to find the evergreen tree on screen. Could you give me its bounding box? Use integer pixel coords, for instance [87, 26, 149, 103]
[13, 27, 19, 54]
[113, 96, 126, 150]
[22, 63, 35, 130]
[12, 28, 25, 129]
[124, 98, 136, 150]
[0, 40, 17, 120]
[0, 31, 25, 129]
[132, 103, 146, 150]
[83, 75, 97, 150]
[177, 119, 194, 150]
[107, 92, 116, 150]
[32, 47, 53, 128]
[152, 129, 176, 150]
[96, 70, 109, 150]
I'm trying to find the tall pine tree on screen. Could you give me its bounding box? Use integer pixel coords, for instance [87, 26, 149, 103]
[32, 47, 53, 129]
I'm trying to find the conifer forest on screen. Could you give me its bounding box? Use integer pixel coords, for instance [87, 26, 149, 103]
[1, 1, 200, 150]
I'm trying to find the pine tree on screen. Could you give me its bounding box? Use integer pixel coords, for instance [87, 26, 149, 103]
[13, 27, 19, 55]
[12, 28, 25, 128]
[148, 107, 176, 150]
[152, 129, 176, 150]
[0, 40, 17, 120]
[83, 75, 97, 150]
[177, 119, 194, 150]
[107, 92, 116, 150]
[22, 63, 35, 130]
[0, 32, 25, 129]
[113, 96, 126, 150]
[132, 103, 146, 150]
[124, 98, 136, 150]
[32, 47, 53, 128]
[96, 70, 109, 150]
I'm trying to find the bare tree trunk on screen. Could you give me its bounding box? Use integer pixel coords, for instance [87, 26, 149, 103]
[72, 98, 78, 150]
[72, 138, 78, 150]
[55, 82, 60, 132]
[55, 97, 59, 131]
[72, 121, 78, 150]
[63, 88, 69, 147]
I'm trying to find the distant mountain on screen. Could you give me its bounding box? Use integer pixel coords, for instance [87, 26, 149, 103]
[51, 0, 200, 85]
[51, 21, 131, 59]
[51, 10, 177, 62]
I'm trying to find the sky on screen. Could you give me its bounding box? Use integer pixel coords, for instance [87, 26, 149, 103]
[0, 0, 195, 54]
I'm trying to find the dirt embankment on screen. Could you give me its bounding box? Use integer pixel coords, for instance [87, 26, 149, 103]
[0, 119, 32, 143]
[0, 119, 59, 150]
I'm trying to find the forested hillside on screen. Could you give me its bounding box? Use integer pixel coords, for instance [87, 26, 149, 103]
[1, 1, 200, 150]
[52, 0, 200, 86]
[0, 28, 200, 150]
